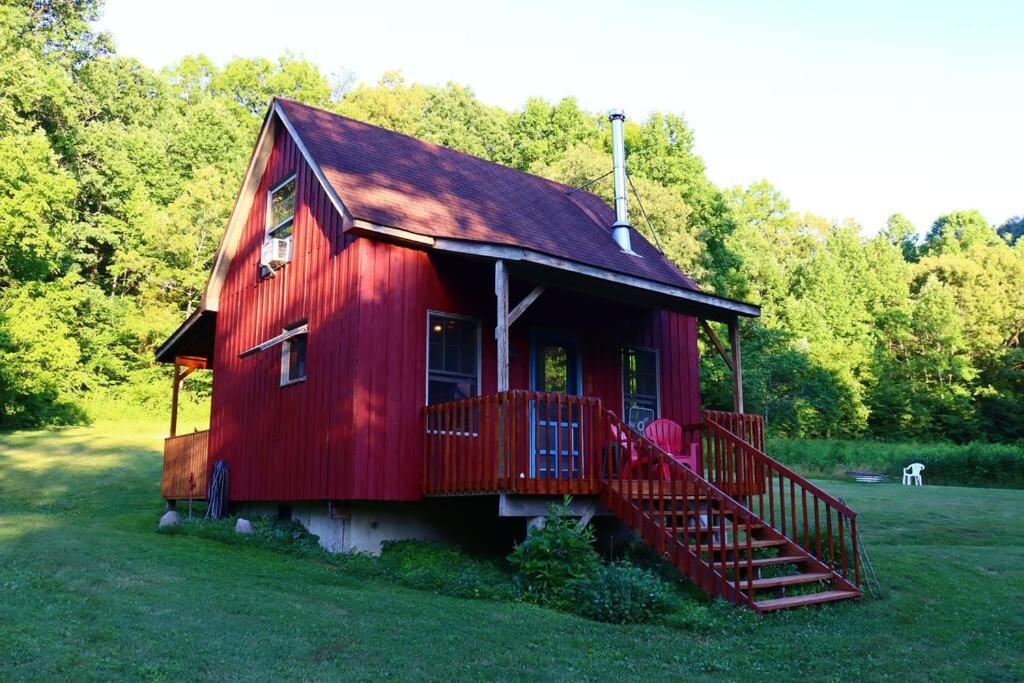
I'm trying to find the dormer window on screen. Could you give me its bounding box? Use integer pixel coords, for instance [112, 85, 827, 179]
[267, 173, 296, 241]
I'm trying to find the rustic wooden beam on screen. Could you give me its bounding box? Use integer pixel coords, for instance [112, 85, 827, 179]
[729, 319, 744, 414]
[507, 285, 546, 327]
[700, 320, 734, 373]
[170, 360, 181, 438]
[495, 260, 510, 392]
[175, 355, 208, 370]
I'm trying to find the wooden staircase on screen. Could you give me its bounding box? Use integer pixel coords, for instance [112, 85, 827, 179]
[599, 412, 862, 612]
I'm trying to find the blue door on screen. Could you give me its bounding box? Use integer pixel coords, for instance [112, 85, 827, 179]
[530, 334, 583, 479]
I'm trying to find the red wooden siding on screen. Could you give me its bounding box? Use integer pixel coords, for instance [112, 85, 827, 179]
[209, 123, 703, 503]
[210, 125, 360, 502]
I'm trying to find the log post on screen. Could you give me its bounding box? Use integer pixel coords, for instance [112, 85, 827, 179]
[170, 360, 181, 438]
[495, 260, 510, 392]
[729, 318, 744, 414]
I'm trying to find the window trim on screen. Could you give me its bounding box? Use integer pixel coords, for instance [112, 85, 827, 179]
[279, 323, 308, 387]
[621, 345, 661, 426]
[265, 172, 297, 241]
[425, 310, 482, 406]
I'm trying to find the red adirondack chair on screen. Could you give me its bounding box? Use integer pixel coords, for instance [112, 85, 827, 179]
[610, 421, 670, 480]
[644, 419, 699, 473]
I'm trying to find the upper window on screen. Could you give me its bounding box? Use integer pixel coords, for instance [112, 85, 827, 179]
[427, 313, 479, 405]
[267, 174, 296, 240]
[622, 347, 659, 431]
[280, 325, 307, 386]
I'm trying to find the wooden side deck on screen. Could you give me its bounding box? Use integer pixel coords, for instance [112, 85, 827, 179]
[162, 430, 209, 500]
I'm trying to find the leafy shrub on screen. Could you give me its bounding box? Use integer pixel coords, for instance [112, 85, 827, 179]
[767, 438, 1024, 487]
[568, 562, 673, 624]
[159, 515, 329, 557]
[379, 540, 517, 600]
[507, 497, 602, 605]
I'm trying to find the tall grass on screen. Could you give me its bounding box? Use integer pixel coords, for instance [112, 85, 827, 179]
[767, 438, 1024, 488]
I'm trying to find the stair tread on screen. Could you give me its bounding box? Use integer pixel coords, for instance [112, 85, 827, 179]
[754, 589, 860, 611]
[666, 523, 766, 533]
[746, 572, 833, 590]
[727, 554, 809, 568]
[693, 538, 786, 552]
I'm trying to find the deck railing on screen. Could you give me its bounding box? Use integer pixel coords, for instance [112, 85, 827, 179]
[701, 415, 861, 588]
[422, 391, 604, 495]
[162, 429, 210, 500]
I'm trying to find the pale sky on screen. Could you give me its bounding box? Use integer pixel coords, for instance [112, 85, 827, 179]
[97, 0, 1023, 235]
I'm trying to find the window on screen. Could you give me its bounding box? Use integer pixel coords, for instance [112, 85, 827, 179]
[280, 326, 307, 385]
[427, 313, 479, 405]
[622, 347, 659, 430]
[267, 174, 296, 240]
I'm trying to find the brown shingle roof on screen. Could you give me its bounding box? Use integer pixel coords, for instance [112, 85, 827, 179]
[276, 98, 699, 291]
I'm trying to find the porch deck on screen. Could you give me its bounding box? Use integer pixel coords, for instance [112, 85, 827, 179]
[162, 429, 209, 501]
[420, 390, 766, 498]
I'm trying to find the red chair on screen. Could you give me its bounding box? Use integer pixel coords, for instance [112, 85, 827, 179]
[610, 421, 670, 480]
[645, 419, 699, 472]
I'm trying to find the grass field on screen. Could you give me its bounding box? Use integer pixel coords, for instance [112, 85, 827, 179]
[1, 423, 1023, 681]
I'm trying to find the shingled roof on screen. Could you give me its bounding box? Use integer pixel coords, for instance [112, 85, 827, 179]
[275, 98, 699, 291]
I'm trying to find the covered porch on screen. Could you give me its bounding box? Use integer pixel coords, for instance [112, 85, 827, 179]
[420, 253, 762, 499]
[155, 308, 216, 504]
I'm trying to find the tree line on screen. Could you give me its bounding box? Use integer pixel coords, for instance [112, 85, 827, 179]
[1, 0, 1021, 442]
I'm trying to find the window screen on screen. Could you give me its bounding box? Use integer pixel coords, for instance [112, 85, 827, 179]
[268, 174, 296, 239]
[622, 347, 658, 430]
[427, 313, 479, 405]
[281, 330, 307, 385]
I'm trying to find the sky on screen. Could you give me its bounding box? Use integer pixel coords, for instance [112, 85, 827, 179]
[97, 0, 1023, 235]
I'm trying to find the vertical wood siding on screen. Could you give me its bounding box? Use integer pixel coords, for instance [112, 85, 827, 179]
[210, 127, 361, 502]
[210, 125, 703, 503]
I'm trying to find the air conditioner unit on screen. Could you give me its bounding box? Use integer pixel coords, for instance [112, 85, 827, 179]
[261, 238, 291, 268]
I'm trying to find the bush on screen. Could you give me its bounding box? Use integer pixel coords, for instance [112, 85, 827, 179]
[568, 562, 673, 624]
[159, 515, 329, 557]
[507, 497, 602, 605]
[767, 438, 1024, 487]
[379, 540, 516, 600]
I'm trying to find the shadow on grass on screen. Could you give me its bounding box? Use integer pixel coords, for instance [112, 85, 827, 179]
[0, 425, 165, 515]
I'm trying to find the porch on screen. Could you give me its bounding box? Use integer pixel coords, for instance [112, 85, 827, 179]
[421, 391, 765, 498]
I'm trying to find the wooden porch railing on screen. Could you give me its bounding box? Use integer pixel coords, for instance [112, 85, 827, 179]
[162, 429, 210, 500]
[701, 414, 861, 588]
[422, 391, 604, 495]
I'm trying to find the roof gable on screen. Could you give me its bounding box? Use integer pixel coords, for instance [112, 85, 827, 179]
[274, 98, 698, 291]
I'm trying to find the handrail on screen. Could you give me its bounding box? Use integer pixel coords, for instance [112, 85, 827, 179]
[703, 415, 861, 588]
[705, 418, 856, 517]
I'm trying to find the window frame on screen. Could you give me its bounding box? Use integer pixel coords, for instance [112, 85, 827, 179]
[424, 310, 482, 407]
[279, 323, 308, 387]
[265, 172, 297, 243]
[621, 345, 661, 426]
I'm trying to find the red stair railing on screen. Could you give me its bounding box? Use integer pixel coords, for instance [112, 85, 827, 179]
[701, 414, 861, 588]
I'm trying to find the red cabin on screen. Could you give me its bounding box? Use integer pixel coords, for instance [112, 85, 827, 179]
[156, 99, 862, 611]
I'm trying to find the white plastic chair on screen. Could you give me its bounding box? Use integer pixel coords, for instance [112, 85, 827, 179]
[902, 463, 925, 486]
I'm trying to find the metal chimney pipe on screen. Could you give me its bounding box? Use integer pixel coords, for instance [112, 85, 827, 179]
[608, 109, 634, 254]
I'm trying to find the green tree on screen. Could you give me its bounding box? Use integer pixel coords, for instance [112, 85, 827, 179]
[881, 212, 919, 261]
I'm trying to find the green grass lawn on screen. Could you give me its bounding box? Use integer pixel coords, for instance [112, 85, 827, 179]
[1, 423, 1023, 681]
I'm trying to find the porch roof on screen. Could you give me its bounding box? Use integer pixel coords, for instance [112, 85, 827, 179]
[154, 308, 216, 365]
